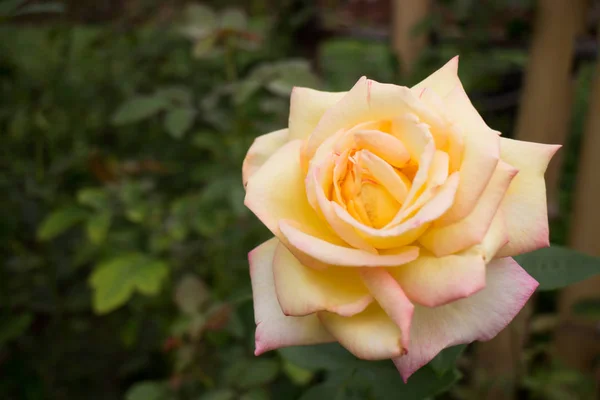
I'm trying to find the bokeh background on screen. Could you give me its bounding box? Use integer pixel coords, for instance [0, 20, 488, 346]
[1, 0, 600, 399]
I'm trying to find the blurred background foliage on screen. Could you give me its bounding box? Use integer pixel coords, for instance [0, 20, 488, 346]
[0, 0, 599, 399]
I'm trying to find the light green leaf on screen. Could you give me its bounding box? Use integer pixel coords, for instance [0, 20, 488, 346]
[184, 3, 217, 31]
[164, 108, 196, 139]
[37, 206, 88, 241]
[77, 188, 110, 210]
[89, 253, 169, 314]
[237, 359, 279, 389]
[282, 360, 314, 385]
[220, 8, 247, 31]
[193, 35, 217, 58]
[125, 381, 169, 400]
[429, 344, 467, 377]
[111, 95, 168, 126]
[86, 211, 112, 245]
[515, 246, 600, 291]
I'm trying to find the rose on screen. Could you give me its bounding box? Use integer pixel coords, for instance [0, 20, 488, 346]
[242, 57, 559, 381]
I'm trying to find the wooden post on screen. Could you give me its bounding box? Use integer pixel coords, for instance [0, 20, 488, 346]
[391, 0, 431, 76]
[513, 0, 586, 218]
[555, 21, 600, 376]
[473, 2, 588, 398]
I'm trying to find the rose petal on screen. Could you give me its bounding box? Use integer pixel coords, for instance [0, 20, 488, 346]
[388, 248, 486, 307]
[245, 139, 343, 244]
[288, 87, 346, 141]
[305, 78, 443, 160]
[242, 129, 289, 187]
[354, 130, 410, 168]
[360, 268, 414, 351]
[273, 242, 373, 317]
[411, 56, 460, 98]
[312, 166, 377, 253]
[318, 304, 407, 360]
[279, 220, 420, 267]
[436, 83, 500, 225]
[393, 257, 538, 381]
[495, 138, 561, 257]
[359, 151, 410, 204]
[482, 209, 509, 262]
[332, 172, 460, 249]
[250, 238, 334, 356]
[419, 160, 518, 256]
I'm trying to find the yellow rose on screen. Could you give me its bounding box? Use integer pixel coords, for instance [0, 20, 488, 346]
[242, 57, 559, 380]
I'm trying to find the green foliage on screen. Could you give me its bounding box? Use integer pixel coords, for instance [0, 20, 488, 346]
[2, 1, 599, 399]
[515, 246, 600, 291]
[89, 253, 169, 314]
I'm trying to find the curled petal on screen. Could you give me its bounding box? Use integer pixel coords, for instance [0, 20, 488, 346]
[388, 248, 486, 307]
[273, 242, 373, 317]
[242, 129, 289, 187]
[420, 161, 518, 256]
[318, 305, 407, 360]
[496, 138, 561, 257]
[360, 151, 411, 204]
[288, 87, 346, 141]
[280, 220, 420, 267]
[393, 257, 538, 381]
[249, 238, 334, 356]
[354, 130, 410, 168]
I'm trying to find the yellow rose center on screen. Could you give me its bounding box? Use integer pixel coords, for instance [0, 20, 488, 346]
[328, 121, 419, 229]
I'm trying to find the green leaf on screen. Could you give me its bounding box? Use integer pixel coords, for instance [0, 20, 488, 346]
[572, 299, 600, 320]
[237, 359, 280, 389]
[111, 95, 168, 126]
[37, 206, 87, 241]
[164, 108, 196, 139]
[429, 344, 467, 377]
[77, 188, 110, 210]
[278, 343, 361, 371]
[155, 86, 193, 106]
[240, 388, 269, 400]
[0, 314, 33, 346]
[370, 366, 462, 400]
[282, 360, 314, 385]
[125, 381, 169, 400]
[220, 8, 247, 31]
[89, 253, 169, 314]
[184, 3, 217, 31]
[13, 2, 64, 16]
[198, 389, 236, 400]
[86, 211, 112, 245]
[515, 246, 600, 291]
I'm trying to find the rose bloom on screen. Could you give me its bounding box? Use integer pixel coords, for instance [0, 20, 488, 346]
[242, 57, 559, 381]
